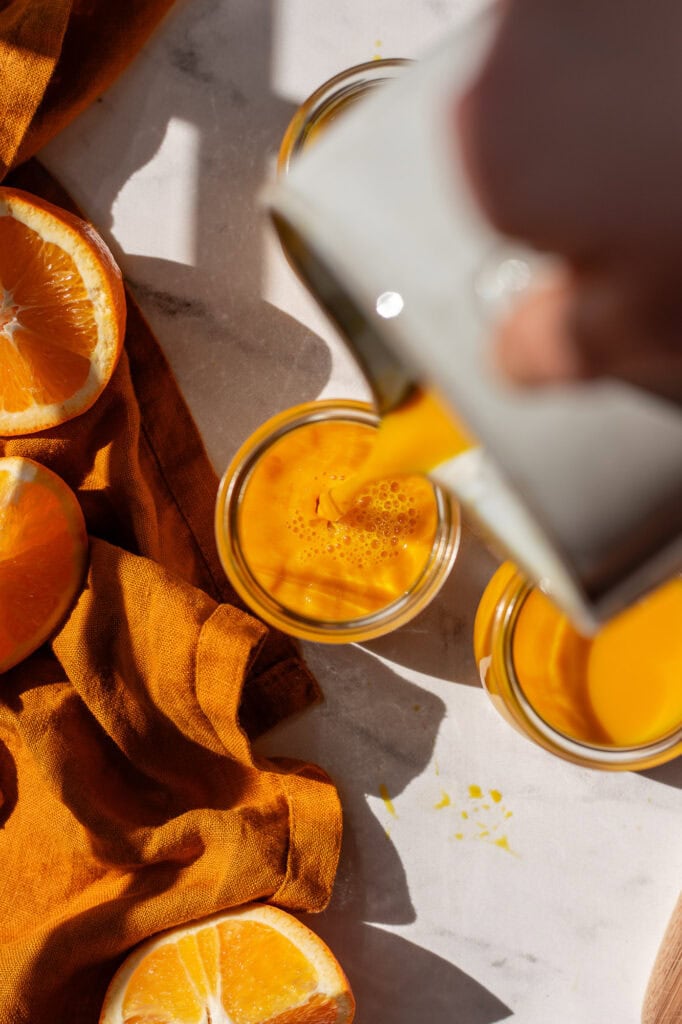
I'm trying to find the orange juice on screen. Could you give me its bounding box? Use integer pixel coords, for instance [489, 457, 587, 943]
[514, 578, 682, 747]
[238, 418, 439, 620]
[474, 562, 682, 764]
[318, 388, 473, 520]
[215, 401, 460, 642]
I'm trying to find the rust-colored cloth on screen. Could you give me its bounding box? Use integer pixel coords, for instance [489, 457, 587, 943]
[0, 7, 342, 1023]
[1, 0, 178, 176]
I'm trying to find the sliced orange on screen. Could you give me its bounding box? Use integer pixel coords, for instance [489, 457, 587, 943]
[99, 904, 356, 1024]
[0, 456, 87, 672]
[0, 186, 125, 435]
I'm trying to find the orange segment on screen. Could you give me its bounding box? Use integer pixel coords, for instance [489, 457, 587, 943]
[100, 904, 355, 1024]
[0, 187, 125, 434]
[0, 456, 87, 672]
[123, 945, 204, 1024]
[217, 921, 318, 1023]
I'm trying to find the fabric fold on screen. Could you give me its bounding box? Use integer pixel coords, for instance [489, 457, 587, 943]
[8, 0, 178, 171]
[0, 538, 341, 1023]
[0, 0, 71, 176]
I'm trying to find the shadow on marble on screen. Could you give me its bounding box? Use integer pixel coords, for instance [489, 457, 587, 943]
[257, 644, 448, 926]
[362, 525, 498, 686]
[297, 914, 513, 1024]
[328, 805, 415, 926]
[44, 0, 332, 471]
[640, 757, 682, 790]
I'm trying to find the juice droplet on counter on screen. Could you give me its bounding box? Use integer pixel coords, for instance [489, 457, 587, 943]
[434, 791, 451, 810]
[379, 782, 397, 818]
[494, 836, 519, 856]
[451, 785, 517, 854]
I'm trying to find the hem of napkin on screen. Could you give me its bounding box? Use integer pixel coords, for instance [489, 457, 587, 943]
[270, 763, 344, 913]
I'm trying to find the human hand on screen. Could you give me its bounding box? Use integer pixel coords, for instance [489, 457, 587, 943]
[458, 0, 682, 400]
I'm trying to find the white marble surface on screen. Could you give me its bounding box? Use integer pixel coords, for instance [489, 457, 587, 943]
[42, 2, 682, 1022]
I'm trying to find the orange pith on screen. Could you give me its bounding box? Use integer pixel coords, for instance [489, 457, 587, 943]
[100, 905, 355, 1024]
[0, 456, 87, 671]
[0, 187, 125, 434]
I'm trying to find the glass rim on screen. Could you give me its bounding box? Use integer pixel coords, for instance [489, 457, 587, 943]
[277, 58, 412, 175]
[215, 399, 461, 643]
[488, 569, 682, 768]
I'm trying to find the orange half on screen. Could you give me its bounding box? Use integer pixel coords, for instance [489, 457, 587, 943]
[99, 904, 356, 1024]
[0, 456, 87, 672]
[0, 187, 125, 435]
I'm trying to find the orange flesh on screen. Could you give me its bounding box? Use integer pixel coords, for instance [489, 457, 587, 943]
[0, 461, 86, 669]
[0, 216, 97, 413]
[218, 922, 317, 1023]
[238, 418, 439, 621]
[510, 576, 682, 746]
[120, 921, 337, 1024]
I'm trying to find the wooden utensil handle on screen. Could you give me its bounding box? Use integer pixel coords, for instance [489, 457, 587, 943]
[643, 894, 682, 1024]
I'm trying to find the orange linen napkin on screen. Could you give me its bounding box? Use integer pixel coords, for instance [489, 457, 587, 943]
[1, 0, 178, 176]
[0, 6, 342, 1022]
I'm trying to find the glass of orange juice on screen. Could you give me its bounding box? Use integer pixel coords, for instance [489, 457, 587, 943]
[215, 400, 460, 643]
[474, 563, 682, 770]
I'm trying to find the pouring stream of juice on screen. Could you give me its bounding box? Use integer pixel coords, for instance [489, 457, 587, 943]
[316, 389, 474, 520]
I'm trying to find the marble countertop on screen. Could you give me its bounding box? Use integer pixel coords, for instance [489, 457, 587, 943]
[42, 2, 682, 1021]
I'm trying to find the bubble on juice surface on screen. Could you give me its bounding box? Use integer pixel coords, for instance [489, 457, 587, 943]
[286, 478, 430, 568]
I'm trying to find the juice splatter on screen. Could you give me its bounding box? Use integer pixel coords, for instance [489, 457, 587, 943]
[434, 791, 451, 810]
[449, 785, 518, 856]
[379, 782, 397, 818]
